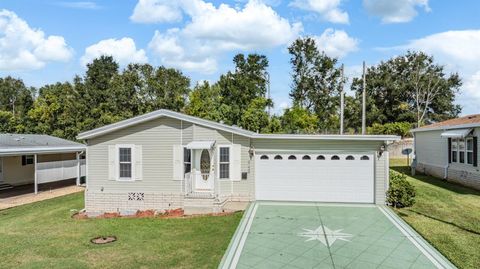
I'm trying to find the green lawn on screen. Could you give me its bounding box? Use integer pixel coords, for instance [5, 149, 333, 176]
[390, 158, 480, 269]
[0, 192, 242, 269]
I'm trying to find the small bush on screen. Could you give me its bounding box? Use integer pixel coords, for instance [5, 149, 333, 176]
[387, 171, 416, 208]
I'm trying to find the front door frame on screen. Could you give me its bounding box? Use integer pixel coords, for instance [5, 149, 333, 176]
[193, 148, 214, 192]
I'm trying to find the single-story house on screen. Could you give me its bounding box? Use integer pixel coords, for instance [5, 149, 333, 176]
[0, 134, 86, 193]
[77, 109, 399, 215]
[411, 114, 479, 189]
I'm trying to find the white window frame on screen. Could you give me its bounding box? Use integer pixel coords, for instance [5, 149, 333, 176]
[451, 139, 458, 163]
[116, 144, 135, 181]
[458, 138, 466, 164]
[217, 145, 231, 180]
[466, 137, 474, 165]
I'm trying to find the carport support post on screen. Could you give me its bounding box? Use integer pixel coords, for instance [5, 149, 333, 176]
[76, 152, 80, 186]
[34, 154, 38, 194]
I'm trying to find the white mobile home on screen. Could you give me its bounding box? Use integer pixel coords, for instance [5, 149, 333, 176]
[411, 114, 480, 189]
[77, 110, 399, 215]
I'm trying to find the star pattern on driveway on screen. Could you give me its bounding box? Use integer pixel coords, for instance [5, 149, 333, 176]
[298, 225, 353, 247]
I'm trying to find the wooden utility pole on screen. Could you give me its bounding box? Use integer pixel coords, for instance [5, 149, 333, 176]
[362, 61, 367, 135]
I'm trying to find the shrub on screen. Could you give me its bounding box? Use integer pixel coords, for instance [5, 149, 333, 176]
[387, 171, 416, 208]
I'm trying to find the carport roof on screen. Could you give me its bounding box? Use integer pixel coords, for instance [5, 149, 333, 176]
[0, 134, 85, 156]
[77, 109, 400, 142]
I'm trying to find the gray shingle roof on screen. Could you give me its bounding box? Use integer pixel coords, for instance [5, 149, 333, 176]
[0, 134, 85, 155]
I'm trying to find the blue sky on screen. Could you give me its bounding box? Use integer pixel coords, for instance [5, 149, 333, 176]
[1, 0, 479, 115]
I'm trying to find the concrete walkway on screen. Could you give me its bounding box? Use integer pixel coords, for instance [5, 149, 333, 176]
[0, 185, 84, 210]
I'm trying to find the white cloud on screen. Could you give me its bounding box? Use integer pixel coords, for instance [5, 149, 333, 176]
[0, 9, 73, 71]
[57, 2, 101, 10]
[290, 0, 349, 24]
[314, 29, 358, 58]
[399, 30, 480, 115]
[149, 30, 217, 73]
[146, 0, 303, 73]
[130, 0, 183, 23]
[363, 0, 430, 23]
[81, 37, 148, 66]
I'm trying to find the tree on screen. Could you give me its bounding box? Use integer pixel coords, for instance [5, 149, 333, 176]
[217, 53, 271, 126]
[280, 106, 318, 134]
[351, 51, 461, 127]
[184, 82, 229, 122]
[240, 97, 272, 132]
[0, 76, 35, 116]
[288, 37, 344, 131]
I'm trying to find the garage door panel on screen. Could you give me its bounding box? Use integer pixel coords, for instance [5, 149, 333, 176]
[255, 154, 374, 203]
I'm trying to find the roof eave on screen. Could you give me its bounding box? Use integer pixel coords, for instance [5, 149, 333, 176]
[252, 134, 400, 141]
[411, 123, 480, 133]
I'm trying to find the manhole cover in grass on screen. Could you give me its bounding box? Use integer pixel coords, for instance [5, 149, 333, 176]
[91, 236, 117, 244]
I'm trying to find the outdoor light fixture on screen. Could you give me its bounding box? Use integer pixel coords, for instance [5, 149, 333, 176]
[378, 144, 386, 158]
[249, 147, 255, 159]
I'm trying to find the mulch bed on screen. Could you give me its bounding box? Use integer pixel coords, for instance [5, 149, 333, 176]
[72, 208, 239, 219]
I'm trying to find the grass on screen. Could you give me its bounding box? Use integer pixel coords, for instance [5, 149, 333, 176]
[390, 158, 480, 269]
[0, 192, 242, 269]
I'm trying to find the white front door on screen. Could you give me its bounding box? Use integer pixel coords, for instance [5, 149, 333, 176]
[194, 149, 214, 191]
[255, 153, 375, 203]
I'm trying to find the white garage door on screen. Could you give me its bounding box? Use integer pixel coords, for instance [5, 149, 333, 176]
[255, 153, 374, 203]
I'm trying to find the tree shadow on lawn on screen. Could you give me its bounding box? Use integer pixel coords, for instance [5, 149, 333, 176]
[390, 165, 480, 196]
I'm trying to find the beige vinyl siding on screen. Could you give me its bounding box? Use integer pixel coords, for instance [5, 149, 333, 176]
[2, 153, 75, 186]
[192, 125, 253, 199]
[3, 156, 34, 185]
[86, 118, 254, 198]
[87, 117, 184, 194]
[252, 139, 387, 204]
[414, 130, 447, 167]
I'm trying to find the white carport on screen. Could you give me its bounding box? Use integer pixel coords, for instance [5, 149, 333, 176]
[0, 134, 86, 194]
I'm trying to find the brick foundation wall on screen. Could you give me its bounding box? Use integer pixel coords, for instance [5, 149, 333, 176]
[416, 163, 480, 190]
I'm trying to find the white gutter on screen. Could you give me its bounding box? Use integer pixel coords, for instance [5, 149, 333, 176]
[0, 146, 86, 156]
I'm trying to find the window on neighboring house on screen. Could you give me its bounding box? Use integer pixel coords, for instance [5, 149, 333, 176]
[467, 138, 474, 165]
[451, 139, 458, 163]
[22, 155, 34, 166]
[459, 138, 465, 163]
[184, 148, 191, 175]
[219, 147, 230, 179]
[119, 147, 132, 179]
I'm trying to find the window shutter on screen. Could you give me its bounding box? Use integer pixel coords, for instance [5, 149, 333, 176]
[22, 155, 26, 166]
[108, 145, 117, 180]
[448, 138, 452, 164]
[231, 144, 242, 181]
[474, 137, 478, 167]
[173, 145, 183, 180]
[135, 145, 143, 180]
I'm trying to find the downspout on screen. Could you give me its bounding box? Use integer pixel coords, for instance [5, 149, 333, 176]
[443, 128, 448, 179]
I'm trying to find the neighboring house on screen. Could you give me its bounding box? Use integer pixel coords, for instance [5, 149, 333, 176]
[411, 114, 480, 189]
[0, 134, 86, 193]
[77, 110, 399, 215]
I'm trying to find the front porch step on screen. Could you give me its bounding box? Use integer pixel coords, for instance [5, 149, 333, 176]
[0, 183, 13, 191]
[184, 192, 216, 199]
[183, 196, 227, 215]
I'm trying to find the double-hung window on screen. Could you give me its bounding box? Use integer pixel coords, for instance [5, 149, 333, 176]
[451, 139, 458, 162]
[467, 138, 474, 165]
[458, 138, 465, 163]
[184, 148, 191, 176]
[119, 147, 133, 180]
[219, 147, 230, 179]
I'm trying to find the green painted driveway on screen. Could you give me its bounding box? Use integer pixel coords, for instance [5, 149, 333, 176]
[220, 202, 456, 269]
